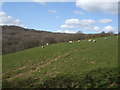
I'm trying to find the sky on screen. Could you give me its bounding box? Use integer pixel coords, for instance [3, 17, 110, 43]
[0, 0, 119, 34]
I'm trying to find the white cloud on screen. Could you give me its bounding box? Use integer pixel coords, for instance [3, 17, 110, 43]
[61, 25, 76, 29]
[80, 19, 95, 26]
[0, 11, 25, 27]
[93, 26, 100, 31]
[60, 18, 118, 33]
[65, 19, 95, 26]
[32, 0, 46, 5]
[55, 30, 62, 33]
[2, 0, 119, 2]
[48, 9, 57, 13]
[60, 19, 98, 34]
[98, 19, 112, 24]
[65, 19, 80, 26]
[61, 19, 95, 30]
[102, 25, 117, 33]
[76, 0, 118, 14]
[74, 10, 84, 15]
[84, 25, 118, 33]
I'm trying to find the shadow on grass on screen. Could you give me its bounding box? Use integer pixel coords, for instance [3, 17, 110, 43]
[3, 67, 119, 88]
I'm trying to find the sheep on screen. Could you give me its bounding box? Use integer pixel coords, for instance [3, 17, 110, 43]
[78, 40, 80, 43]
[46, 43, 49, 46]
[88, 39, 92, 42]
[41, 46, 45, 48]
[105, 38, 107, 40]
[93, 40, 96, 42]
[69, 41, 73, 44]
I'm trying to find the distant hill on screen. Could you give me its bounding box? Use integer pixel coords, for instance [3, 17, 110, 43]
[2, 25, 110, 54]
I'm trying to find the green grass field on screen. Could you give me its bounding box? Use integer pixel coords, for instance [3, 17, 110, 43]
[2, 36, 119, 88]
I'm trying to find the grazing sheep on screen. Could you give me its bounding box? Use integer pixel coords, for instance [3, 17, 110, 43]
[105, 38, 107, 40]
[93, 40, 96, 42]
[88, 39, 92, 42]
[78, 40, 80, 43]
[46, 43, 49, 46]
[69, 41, 73, 44]
[41, 46, 44, 48]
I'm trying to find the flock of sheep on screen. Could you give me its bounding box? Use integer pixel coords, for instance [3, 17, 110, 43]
[41, 36, 118, 48]
[41, 43, 49, 48]
[69, 39, 96, 44]
[41, 39, 97, 48]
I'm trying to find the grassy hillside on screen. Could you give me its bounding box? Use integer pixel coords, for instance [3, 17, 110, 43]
[2, 36, 119, 88]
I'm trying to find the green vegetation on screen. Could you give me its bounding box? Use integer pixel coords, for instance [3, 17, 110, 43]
[2, 36, 119, 88]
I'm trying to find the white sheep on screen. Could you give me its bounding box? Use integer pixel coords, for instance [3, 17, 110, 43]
[93, 40, 96, 42]
[88, 39, 92, 42]
[41, 46, 44, 48]
[46, 43, 49, 46]
[78, 40, 80, 43]
[69, 41, 73, 44]
[105, 38, 107, 40]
